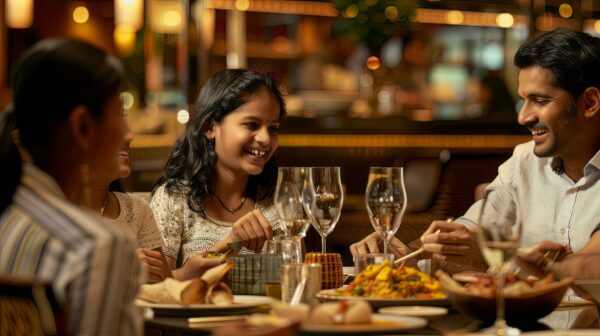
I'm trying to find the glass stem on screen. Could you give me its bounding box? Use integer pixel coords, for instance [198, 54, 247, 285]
[495, 264, 507, 334]
[294, 237, 302, 263]
[383, 239, 388, 255]
[321, 236, 326, 254]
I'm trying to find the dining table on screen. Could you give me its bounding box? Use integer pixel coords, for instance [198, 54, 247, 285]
[141, 296, 597, 336]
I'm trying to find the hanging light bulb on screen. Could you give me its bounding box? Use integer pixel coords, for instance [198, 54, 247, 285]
[150, 0, 185, 34]
[6, 0, 34, 29]
[115, 0, 143, 31]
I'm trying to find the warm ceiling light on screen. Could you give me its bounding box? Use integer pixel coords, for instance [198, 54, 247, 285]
[150, 0, 185, 34]
[496, 13, 514, 28]
[446, 10, 464, 25]
[595, 20, 600, 33]
[366, 56, 381, 70]
[343, 4, 359, 18]
[234, 0, 250, 11]
[114, 25, 136, 56]
[73, 6, 90, 24]
[385, 6, 399, 21]
[6, 0, 33, 28]
[115, 0, 144, 31]
[162, 10, 181, 27]
[558, 4, 573, 18]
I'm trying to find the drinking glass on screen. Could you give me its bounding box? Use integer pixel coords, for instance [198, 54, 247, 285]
[364, 167, 407, 255]
[304, 167, 344, 253]
[477, 190, 522, 335]
[274, 167, 312, 261]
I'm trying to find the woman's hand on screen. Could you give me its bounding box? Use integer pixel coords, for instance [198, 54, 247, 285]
[225, 209, 273, 253]
[136, 248, 174, 283]
[421, 220, 488, 273]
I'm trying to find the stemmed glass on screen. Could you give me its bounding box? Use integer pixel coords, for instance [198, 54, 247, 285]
[304, 167, 344, 253]
[477, 190, 522, 335]
[274, 167, 312, 262]
[364, 167, 407, 255]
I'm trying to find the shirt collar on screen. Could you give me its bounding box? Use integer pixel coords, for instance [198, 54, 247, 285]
[584, 150, 600, 176]
[550, 150, 600, 177]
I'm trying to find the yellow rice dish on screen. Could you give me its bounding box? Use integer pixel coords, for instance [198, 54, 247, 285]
[343, 261, 446, 299]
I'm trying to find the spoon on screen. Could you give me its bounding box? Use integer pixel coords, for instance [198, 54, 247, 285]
[290, 265, 309, 306]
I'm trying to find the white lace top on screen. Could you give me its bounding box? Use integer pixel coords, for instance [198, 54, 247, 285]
[150, 183, 282, 267]
[103, 192, 165, 249]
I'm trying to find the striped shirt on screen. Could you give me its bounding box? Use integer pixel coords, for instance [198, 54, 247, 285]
[0, 164, 144, 335]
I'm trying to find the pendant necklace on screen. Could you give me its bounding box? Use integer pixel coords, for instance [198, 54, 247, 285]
[214, 193, 246, 214]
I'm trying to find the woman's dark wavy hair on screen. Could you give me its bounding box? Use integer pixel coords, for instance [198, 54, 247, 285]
[0, 38, 126, 213]
[154, 69, 286, 216]
[514, 28, 600, 101]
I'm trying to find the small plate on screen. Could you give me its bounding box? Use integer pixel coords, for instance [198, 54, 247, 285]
[342, 266, 355, 276]
[301, 314, 427, 334]
[378, 306, 448, 319]
[523, 330, 600, 336]
[136, 295, 271, 317]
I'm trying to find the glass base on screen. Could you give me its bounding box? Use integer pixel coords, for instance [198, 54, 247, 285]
[479, 320, 520, 336]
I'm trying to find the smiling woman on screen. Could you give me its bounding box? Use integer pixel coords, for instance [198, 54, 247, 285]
[150, 69, 287, 280]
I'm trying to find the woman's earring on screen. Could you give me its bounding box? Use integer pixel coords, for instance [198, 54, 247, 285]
[208, 138, 215, 148]
[80, 162, 91, 207]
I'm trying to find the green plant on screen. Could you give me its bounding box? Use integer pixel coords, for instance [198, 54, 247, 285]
[332, 0, 416, 51]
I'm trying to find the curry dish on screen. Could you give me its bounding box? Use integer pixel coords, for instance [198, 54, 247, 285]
[343, 261, 446, 299]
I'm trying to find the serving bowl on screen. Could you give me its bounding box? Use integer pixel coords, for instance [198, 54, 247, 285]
[437, 271, 573, 325]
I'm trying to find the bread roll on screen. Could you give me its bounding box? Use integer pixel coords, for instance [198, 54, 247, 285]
[308, 301, 372, 325]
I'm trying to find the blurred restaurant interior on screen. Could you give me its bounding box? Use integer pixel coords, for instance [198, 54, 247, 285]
[0, 0, 596, 261]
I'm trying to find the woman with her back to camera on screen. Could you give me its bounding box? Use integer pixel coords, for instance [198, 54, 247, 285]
[151, 69, 286, 280]
[0, 38, 143, 335]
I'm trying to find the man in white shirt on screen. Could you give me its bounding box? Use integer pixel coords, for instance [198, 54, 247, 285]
[353, 28, 600, 270]
[352, 27, 600, 329]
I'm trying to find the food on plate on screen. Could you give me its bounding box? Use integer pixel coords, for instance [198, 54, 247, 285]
[206, 282, 234, 305]
[138, 260, 234, 305]
[204, 251, 224, 259]
[270, 301, 310, 323]
[138, 277, 206, 304]
[437, 270, 559, 297]
[465, 272, 556, 297]
[343, 261, 445, 299]
[307, 301, 372, 325]
[247, 314, 293, 328]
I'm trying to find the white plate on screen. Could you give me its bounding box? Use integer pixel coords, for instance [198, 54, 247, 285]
[301, 314, 427, 334]
[378, 305, 448, 318]
[523, 330, 600, 336]
[136, 295, 271, 317]
[342, 266, 355, 276]
[316, 289, 449, 309]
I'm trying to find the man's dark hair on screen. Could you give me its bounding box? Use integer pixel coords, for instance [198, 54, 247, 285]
[514, 28, 600, 101]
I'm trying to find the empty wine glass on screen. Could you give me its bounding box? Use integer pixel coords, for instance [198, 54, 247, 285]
[274, 167, 312, 261]
[477, 190, 522, 335]
[304, 167, 344, 253]
[364, 167, 407, 255]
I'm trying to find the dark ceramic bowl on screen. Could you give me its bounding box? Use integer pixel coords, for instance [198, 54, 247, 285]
[438, 272, 572, 325]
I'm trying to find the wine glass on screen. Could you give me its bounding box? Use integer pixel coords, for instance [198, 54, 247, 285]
[304, 167, 344, 253]
[274, 167, 312, 261]
[364, 167, 407, 255]
[477, 190, 522, 335]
